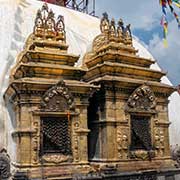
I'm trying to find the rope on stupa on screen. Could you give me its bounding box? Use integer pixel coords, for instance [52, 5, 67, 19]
[159, 0, 180, 47]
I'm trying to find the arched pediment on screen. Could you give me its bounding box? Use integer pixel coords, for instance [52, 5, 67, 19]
[127, 85, 156, 111]
[40, 80, 74, 112]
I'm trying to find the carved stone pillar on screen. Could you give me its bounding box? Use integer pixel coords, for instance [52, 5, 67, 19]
[73, 96, 90, 163]
[11, 97, 34, 166]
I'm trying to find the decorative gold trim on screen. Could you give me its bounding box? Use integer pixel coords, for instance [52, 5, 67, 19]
[130, 150, 155, 160]
[42, 154, 72, 164]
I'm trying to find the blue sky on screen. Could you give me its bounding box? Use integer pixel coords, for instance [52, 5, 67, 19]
[95, 0, 180, 85]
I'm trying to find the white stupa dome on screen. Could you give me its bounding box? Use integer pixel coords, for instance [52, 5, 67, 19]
[0, 0, 180, 151]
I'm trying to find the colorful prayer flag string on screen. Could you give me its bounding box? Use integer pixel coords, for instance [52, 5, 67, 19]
[159, 0, 180, 46]
[161, 15, 168, 47]
[173, 0, 180, 8]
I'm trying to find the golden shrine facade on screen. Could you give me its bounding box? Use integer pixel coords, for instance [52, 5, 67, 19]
[4, 4, 180, 180]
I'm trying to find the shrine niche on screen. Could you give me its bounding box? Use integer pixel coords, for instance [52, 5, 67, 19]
[130, 116, 152, 151]
[40, 116, 72, 163]
[126, 85, 156, 160]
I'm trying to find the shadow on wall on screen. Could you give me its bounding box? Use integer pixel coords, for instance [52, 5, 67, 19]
[0, 116, 4, 150]
[177, 85, 180, 95]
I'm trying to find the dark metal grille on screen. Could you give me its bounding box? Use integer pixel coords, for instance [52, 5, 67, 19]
[41, 117, 71, 155]
[130, 116, 152, 151]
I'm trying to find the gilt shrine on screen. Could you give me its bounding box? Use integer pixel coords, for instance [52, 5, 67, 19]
[1, 1, 180, 180]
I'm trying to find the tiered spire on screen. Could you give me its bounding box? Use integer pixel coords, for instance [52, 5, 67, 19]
[34, 3, 66, 43]
[100, 12, 132, 46]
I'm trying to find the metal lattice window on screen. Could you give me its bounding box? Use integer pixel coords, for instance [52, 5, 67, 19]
[40, 117, 71, 155]
[130, 115, 152, 151]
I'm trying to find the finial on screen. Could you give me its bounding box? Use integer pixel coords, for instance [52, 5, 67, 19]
[33, 3, 66, 43]
[42, 3, 48, 11]
[118, 18, 124, 31]
[100, 12, 110, 33]
[109, 18, 116, 37]
[56, 15, 65, 31]
[56, 15, 66, 42]
[98, 14, 133, 46]
[111, 18, 115, 26]
[102, 12, 108, 20]
[57, 15, 64, 21]
[126, 24, 132, 37]
[48, 9, 55, 19]
[0, 148, 7, 153]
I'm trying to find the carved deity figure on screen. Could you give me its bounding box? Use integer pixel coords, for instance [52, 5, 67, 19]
[117, 130, 128, 159]
[124, 24, 132, 46]
[109, 18, 116, 39]
[33, 3, 67, 43]
[117, 18, 124, 42]
[56, 15, 66, 42]
[34, 10, 44, 38]
[100, 12, 109, 34]
[45, 10, 56, 39]
[155, 129, 165, 157]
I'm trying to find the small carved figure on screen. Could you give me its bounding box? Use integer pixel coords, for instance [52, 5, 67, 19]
[33, 3, 66, 43]
[100, 12, 109, 34]
[117, 131, 123, 159]
[45, 10, 56, 38]
[155, 129, 165, 157]
[56, 15, 66, 42]
[109, 18, 116, 38]
[117, 129, 128, 159]
[159, 131, 165, 156]
[125, 24, 132, 37]
[117, 18, 124, 32]
[117, 18, 124, 42]
[124, 24, 132, 45]
[34, 10, 44, 37]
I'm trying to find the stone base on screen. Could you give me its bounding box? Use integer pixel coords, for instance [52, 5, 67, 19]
[12, 168, 180, 180]
[73, 168, 180, 180]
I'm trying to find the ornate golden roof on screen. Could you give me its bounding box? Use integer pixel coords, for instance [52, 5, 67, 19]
[25, 3, 68, 53]
[83, 13, 140, 68]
